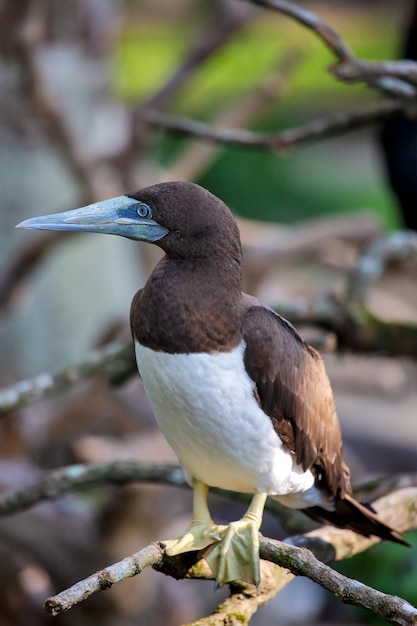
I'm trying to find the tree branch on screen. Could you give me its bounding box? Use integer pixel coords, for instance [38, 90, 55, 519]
[143, 99, 405, 152]
[44, 543, 165, 616]
[1, 457, 414, 624]
[246, 0, 356, 62]
[143, 0, 417, 152]
[116, 2, 253, 189]
[0, 461, 187, 517]
[260, 536, 417, 626]
[0, 459, 308, 539]
[245, 0, 417, 96]
[42, 485, 417, 624]
[0, 341, 135, 415]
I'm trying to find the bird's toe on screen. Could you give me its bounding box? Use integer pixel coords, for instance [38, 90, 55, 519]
[203, 519, 260, 588]
[161, 522, 224, 556]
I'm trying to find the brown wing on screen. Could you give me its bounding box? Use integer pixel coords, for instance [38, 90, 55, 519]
[241, 302, 351, 499]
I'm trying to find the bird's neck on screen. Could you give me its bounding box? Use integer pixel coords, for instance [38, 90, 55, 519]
[131, 255, 243, 354]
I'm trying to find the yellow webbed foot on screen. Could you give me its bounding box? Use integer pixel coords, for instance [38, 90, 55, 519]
[160, 481, 267, 588]
[203, 518, 261, 587]
[161, 521, 225, 556]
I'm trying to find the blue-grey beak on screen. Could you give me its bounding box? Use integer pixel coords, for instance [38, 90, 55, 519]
[16, 195, 168, 243]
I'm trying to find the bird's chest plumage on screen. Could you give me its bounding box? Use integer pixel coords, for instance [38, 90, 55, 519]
[135, 341, 314, 497]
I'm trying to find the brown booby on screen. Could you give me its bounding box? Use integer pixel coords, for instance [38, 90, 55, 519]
[17, 181, 407, 587]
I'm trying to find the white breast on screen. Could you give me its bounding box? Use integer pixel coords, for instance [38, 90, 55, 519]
[135, 341, 319, 502]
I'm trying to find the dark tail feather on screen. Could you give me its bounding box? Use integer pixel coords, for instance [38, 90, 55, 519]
[303, 493, 409, 546]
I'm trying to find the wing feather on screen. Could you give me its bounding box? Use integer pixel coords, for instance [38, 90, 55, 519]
[241, 302, 350, 498]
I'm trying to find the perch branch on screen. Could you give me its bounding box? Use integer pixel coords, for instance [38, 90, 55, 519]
[43, 485, 417, 623]
[1, 457, 414, 624]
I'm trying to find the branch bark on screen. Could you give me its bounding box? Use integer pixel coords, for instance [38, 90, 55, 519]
[143, 0, 417, 153]
[44, 542, 165, 616]
[245, 0, 417, 95]
[42, 484, 417, 624]
[0, 458, 414, 625]
[247, 0, 356, 62]
[0, 461, 187, 516]
[260, 536, 417, 626]
[143, 100, 405, 153]
[0, 341, 135, 415]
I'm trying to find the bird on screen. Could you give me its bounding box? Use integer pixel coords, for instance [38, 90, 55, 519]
[17, 181, 407, 587]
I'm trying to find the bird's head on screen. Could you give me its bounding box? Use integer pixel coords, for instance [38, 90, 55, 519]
[17, 181, 241, 261]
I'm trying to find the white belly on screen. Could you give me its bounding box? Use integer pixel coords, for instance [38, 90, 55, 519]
[135, 341, 317, 501]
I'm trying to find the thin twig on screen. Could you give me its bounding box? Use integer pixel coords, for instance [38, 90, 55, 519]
[167, 50, 302, 181]
[143, 99, 406, 152]
[117, 4, 253, 189]
[246, 0, 355, 62]
[334, 58, 417, 90]
[245, 0, 417, 95]
[0, 461, 186, 517]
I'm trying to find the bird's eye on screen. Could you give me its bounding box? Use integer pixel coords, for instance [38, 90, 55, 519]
[136, 203, 152, 219]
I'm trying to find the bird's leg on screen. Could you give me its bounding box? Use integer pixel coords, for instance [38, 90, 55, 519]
[161, 479, 224, 555]
[203, 491, 267, 588]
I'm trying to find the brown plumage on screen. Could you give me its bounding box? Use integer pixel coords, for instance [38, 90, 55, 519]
[128, 181, 406, 546]
[240, 301, 406, 544]
[17, 180, 408, 588]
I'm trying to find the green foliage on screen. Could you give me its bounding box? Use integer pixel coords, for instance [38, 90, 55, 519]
[196, 138, 399, 227]
[112, 5, 403, 227]
[112, 7, 399, 109]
